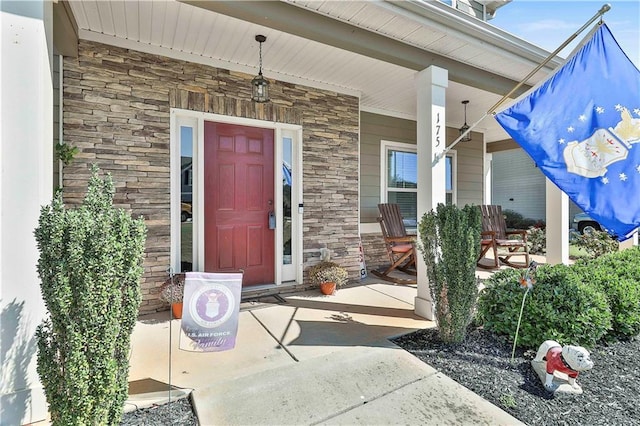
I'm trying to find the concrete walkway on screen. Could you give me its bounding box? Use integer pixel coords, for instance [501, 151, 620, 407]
[127, 279, 524, 425]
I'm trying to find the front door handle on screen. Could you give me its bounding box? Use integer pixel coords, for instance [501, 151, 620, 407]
[268, 211, 276, 229]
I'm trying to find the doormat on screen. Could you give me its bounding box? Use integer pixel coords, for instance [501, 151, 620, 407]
[240, 294, 288, 311]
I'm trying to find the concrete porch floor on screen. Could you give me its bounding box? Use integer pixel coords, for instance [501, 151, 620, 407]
[30, 256, 548, 425]
[124, 259, 545, 425]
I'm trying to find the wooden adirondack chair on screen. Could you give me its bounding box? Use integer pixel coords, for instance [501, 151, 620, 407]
[477, 205, 530, 269]
[371, 203, 417, 284]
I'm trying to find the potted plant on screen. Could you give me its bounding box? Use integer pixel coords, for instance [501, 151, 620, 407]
[160, 273, 186, 318]
[308, 261, 349, 295]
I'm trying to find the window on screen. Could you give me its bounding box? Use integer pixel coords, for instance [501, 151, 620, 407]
[386, 146, 418, 228]
[382, 141, 456, 228]
[446, 154, 455, 205]
[282, 136, 293, 265]
[180, 125, 194, 272]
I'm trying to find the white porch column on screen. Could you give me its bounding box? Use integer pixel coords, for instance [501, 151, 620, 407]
[619, 231, 638, 249]
[545, 179, 569, 264]
[484, 151, 492, 205]
[414, 66, 448, 320]
[1, 1, 53, 424]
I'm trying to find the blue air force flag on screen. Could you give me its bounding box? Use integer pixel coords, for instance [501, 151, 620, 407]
[495, 24, 640, 241]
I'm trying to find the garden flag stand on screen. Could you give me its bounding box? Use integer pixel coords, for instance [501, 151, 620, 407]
[179, 271, 243, 352]
[164, 271, 242, 421]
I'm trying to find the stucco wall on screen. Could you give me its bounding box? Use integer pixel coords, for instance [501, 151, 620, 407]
[1, 4, 52, 424]
[62, 40, 360, 314]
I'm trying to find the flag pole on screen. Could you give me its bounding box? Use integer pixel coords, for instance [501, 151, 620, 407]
[436, 3, 611, 163]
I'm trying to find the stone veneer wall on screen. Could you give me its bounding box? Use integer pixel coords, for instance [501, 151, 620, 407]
[62, 40, 360, 314]
[360, 232, 388, 272]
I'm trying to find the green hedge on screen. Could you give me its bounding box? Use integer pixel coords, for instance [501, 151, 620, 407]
[572, 247, 640, 339]
[476, 264, 611, 349]
[477, 247, 640, 348]
[35, 167, 147, 425]
[418, 203, 481, 343]
[502, 209, 542, 230]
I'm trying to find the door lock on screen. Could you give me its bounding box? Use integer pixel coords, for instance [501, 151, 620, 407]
[268, 211, 276, 229]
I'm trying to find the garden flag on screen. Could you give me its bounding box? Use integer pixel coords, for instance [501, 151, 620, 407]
[180, 272, 242, 352]
[495, 23, 640, 241]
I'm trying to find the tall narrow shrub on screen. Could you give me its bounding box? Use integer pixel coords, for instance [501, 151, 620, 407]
[34, 166, 147, 425]
[418, 203, 481, 343]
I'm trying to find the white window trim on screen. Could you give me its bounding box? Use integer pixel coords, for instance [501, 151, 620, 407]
[380, 140, 457, 206]
[170, 109, 303, 285]
[380, 140, 417, 203]
[447, 149, 458, 206]
[170, 114, 198, 276]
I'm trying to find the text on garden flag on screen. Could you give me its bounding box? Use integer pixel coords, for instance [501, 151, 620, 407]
[180, 272, 242, 352]
[494, 23, 640, 241]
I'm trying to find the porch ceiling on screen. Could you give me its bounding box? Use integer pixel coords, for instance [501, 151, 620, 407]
[66, 0, 561, 143]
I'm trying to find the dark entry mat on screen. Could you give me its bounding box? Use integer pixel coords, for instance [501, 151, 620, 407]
[240, 294, 288, 311]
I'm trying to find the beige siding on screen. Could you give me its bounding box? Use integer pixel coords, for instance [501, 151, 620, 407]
[492, 148, 583, 224]
[492, 149, 545, 220]
[453, 127, 483, 207]
[360, 112, 416, 223]
[359, 111, 484, 223]
[359, 111, 484, 270]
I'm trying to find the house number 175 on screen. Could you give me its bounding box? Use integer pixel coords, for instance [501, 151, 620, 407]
[434, 111, 441, 147]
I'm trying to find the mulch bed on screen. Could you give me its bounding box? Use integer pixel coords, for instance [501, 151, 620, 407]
[392, 326, 640, 426]
[120, 397, 198, 426]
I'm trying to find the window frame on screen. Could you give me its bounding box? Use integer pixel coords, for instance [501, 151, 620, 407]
[380, 140, 457, 217]
[446, 150, 458, 206]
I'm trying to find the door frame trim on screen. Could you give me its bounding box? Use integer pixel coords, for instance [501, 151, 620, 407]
[170, 109, 303, 286]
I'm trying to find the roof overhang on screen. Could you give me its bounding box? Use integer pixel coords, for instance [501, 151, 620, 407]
[62, 0, 563, 142]
[181, 0, 544, 98]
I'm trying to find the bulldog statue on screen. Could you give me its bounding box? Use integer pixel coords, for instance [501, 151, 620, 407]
[531, 340, 594, 394]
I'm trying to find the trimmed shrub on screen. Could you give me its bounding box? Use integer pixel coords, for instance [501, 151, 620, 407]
[418, 203, 481, 343]
[527, 226, 546, 254]
[34, 167, 147, 425]
[476, 264, 611, 349]
[573, 229, 618, 259]
[502, 209, 540, 230]
[573, 247, 640, 339]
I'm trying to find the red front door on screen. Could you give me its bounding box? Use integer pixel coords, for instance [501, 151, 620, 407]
[204, 122, 275, 286]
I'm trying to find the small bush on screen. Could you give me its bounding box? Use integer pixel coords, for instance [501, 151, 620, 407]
[527, 226, 546, 254]
[418, 203, 481, 343]
[573, 229, 618, 258]
[573, 247, 640, 339]
[476, 264, 611, 349]
[502, 209, 540, 230]
[35, 167, 147, 425]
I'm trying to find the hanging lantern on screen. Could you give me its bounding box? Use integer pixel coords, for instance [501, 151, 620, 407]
[251, 35, 270, 103]
[459, 100, 472, 142]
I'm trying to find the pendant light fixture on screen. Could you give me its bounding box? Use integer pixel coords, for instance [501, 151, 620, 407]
[459, 100, 472, 142]
[251, 35, 270, 103]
